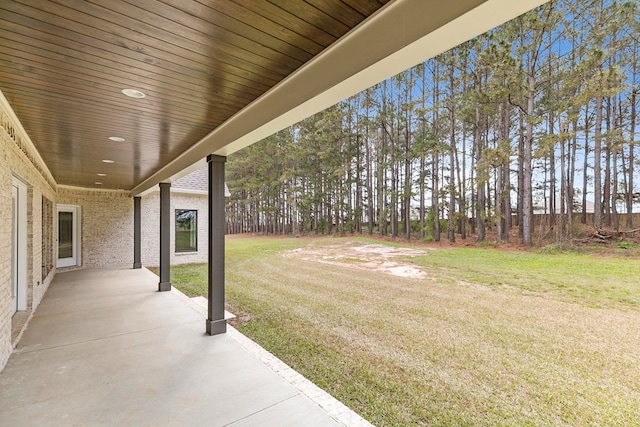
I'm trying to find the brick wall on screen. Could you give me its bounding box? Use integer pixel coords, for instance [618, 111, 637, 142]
[0, 98, 57, 371]
[57, 188, 134, 269]
[141, 191, 209, 267]
[0, 92, 210, 371]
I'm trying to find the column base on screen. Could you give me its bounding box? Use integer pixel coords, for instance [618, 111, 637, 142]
[133, 262, 142, 269]
[206, 318, 227, 336]
[158, 281, 171, 292]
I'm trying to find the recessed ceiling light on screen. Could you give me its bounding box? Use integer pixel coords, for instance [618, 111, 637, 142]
[102, 159, 115, 163]
[121, 88, 146, 99]
[94, 182, 102, 185]
[109, 136, 125, 142]
[97, 173, 107, 177]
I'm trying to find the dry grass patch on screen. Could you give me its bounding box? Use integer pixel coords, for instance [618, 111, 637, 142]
[283, 241, 429, 279]
[168, 236, 640, 426]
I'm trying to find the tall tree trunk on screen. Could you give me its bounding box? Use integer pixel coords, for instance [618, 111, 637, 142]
[353, 105, 362, 234]
[459, 49, 469, 240]
[474, 78, 485, 242]
[613, 146, 619, 231]
[455, 132, 465, 238]
[594, 91, 603, 229]
[366, 101, 374, 234]
[518, 111, 525, 239]
[627, 87, 636, 228]
[377, 84, 387, 236]
[559, 116, 567, 238]
[470, 137, 477, 235]
[548, 111, 556, 233]
[502, 101, 512, 239]
[603, 96, 612, 227]
[404, 75, 413, 240]
[522, 72, 535, 244]
[419, 154, 425, 239]
[582, 104, 590, 225]
[448, 60, 456, 243]
[432, 63, 441, 242]
[419, 67, 427, 240]
[567, 118, 577, 235]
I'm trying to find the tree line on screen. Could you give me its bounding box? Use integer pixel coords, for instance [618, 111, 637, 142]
[225, 0, 640, 244]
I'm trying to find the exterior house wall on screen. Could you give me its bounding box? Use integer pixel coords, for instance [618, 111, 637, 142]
[0, 97, 57, 371]
[1, 92, 210, 371]
[140, 191, 160, 267]
[141, 190, 209, 267]
[57, 188, 134, 269]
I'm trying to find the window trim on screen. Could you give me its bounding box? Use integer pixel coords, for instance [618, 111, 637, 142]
[56, 204, 82, 268]
[175, 209, 198, 253]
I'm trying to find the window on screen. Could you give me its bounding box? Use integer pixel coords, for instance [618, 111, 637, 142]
[175, 209, 197, 252]
[42, 196, 54, 280]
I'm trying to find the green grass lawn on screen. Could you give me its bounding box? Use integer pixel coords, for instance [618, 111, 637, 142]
[157, 236, 640, 426]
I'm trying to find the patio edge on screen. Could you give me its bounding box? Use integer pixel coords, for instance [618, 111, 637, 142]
[162, 275, 374, 427]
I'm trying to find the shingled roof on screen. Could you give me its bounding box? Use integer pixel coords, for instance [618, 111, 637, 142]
[172, 167, 230, 196]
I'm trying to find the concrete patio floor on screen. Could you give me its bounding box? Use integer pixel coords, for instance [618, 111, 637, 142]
[0, 268, 372, 427]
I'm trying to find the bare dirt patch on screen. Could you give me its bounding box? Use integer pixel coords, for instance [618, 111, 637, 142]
[283, 241, 429, 279]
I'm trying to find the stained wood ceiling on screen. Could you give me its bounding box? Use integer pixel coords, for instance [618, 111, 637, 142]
[1, 0, 549, 193]
[0, 0, 390, 190]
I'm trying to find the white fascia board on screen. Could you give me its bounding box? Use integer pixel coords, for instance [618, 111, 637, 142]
[171, 188, 208, 196]
[144, 185, 231, 197]
[130, 0, 549, 196]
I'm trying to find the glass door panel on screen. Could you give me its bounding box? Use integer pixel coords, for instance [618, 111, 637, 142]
[58, 211, 74, 259]
[57, 206, 80, 268]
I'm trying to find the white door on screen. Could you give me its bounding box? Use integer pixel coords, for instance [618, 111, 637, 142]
[11, 177, 27, 315]
[57, 205, 81, 268]
[11, 183, 18, 315]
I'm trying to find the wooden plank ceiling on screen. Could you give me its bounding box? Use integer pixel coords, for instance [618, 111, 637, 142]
[0, 0, 390, 190]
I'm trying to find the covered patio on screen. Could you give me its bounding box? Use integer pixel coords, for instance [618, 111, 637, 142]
[1, 1, 548, 424]
[0, 268, 369, 426]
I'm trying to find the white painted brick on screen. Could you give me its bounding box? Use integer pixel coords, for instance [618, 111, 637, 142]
[141, 191, 209, 267]
[0, 100, 210, 372]
[57, 187, 134, 269]
[0, 104, 57, 371]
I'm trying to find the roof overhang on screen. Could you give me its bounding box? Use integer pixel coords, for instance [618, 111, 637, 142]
[131, 0, 548, 195]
